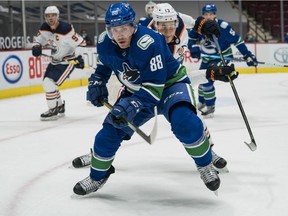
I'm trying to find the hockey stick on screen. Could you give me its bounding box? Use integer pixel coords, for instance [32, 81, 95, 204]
[212, 34, 257, 151]
[201, 54, 243, 62]
[255, 61, 288, 67]
[202, 54, 288, 67]
[41, 53, 96, 70]
[102, 101, 158, 145]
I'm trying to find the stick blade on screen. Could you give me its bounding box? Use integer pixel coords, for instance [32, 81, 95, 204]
[244, 140, 257, 151]
[149, 106, 158, 144]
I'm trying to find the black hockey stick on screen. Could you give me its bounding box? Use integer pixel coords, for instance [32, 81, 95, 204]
[212, 34, 257, 151]
[202, 54, 288, 67]
[102, 101, 158, 145]
[41, 53, 96, 70]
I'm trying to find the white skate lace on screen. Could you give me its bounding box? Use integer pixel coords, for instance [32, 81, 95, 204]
[42, 106, 58, 115]
[197, 163, 218, 184]
[79, 176, 105, 193]
[80, 153, 92, 166]
[43, 109, 54, 115]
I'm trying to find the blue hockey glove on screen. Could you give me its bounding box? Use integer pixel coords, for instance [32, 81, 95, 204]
[109, 97, 143, 128]
[74, 55, 85, 69]
[194, 16, 221, 39]
[190, 45, 201, 59]
[206, 64, 239, 82]
[86, 74, 108, 107]
[32, 45, 42, 57]
[243, 51, 258, 67]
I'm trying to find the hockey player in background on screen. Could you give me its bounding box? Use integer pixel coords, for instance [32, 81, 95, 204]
[138, 1, 156, 27]
[188, 3, 258, 118]
[73, 2, 238, 196]
[149, 3, 228, 171]
[32, 6, 86, 121]
[148, 3, 190, 64]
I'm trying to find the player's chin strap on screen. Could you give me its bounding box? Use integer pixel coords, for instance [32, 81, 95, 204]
[102, 101, 158, 145]
[212, 34, 257, 152]
[41, 53, 96, 70]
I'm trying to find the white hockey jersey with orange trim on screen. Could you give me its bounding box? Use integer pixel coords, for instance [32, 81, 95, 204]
[33, 21, 86, 64]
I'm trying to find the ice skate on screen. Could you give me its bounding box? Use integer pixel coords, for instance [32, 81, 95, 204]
[72, 151, 92, 168]
[200, 105, 215, 118]
[197, 162, 220, 193]
[58, 101, 65, 117]
[197, 102, 206, 111]
[212, 149, 229, 173]
[40, 106, 59, 121]
[73, 165, 115, 195]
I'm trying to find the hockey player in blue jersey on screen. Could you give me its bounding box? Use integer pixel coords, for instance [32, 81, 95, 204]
[72, 2, 229, 173]
[32, 6, 86, 121]
[138, 1, 156, 27]
[73, 2, 238, 196]
[72, 3, 229, 172]
[188, 3, 258, 118]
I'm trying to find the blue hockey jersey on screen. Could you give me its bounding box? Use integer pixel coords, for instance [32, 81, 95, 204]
[138, 16, 152, 27]
[95, 25, 190, 108]
[188, 18, 249, 63]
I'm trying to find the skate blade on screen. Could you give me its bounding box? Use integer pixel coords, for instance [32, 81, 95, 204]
[68, 165, 90, 169]
[58, 113, 65, 118]
[202, 113, 214, 119]
[214, 166, 229, 173]
[40, 116, 59, 121]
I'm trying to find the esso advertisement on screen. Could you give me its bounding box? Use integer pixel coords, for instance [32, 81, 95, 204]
[2, 55, 23, 83]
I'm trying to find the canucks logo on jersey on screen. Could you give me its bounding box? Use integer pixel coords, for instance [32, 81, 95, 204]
[118, 62, 140, 91]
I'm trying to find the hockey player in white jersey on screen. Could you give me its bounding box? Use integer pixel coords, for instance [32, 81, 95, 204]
[32, 6, 86, 121]
[148, 3, 190, 63]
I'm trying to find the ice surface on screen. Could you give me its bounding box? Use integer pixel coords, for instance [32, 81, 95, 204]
[1, 73, 288, 216]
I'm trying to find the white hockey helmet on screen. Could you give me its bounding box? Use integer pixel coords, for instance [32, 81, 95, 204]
[145, 1, 156, 18]
[152, 3, 178, 28]
[44, 6, 60, 20]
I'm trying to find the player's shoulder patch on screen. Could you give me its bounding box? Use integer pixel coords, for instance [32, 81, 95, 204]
[98, 31, 107, 44]
[137, 34, 154, 50]
[220, 21, 229, 29]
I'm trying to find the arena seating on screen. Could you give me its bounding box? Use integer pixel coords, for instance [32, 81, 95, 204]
[240, 1, 287, 40]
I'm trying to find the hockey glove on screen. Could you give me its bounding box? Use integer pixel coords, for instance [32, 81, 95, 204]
[194, 16, 221, 39]
[190, 45, 201, 59]
[32, 45, 42, 57]
[109, 97, 143, 128]
[206, 64, 239, 82]
[243, 51, 258, 67]
[74, 55, 85, 69]
[86, 74, 108, 107]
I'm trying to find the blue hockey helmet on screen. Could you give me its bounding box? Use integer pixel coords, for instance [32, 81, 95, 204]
[105, 2, 136, 28]
[202, 4, 217, 14]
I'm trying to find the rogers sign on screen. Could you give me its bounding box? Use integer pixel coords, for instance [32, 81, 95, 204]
[2, 55, 23, 83]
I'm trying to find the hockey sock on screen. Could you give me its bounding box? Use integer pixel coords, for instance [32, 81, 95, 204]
[170, 103, 212, 167]
[90, 123, 122, 180]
